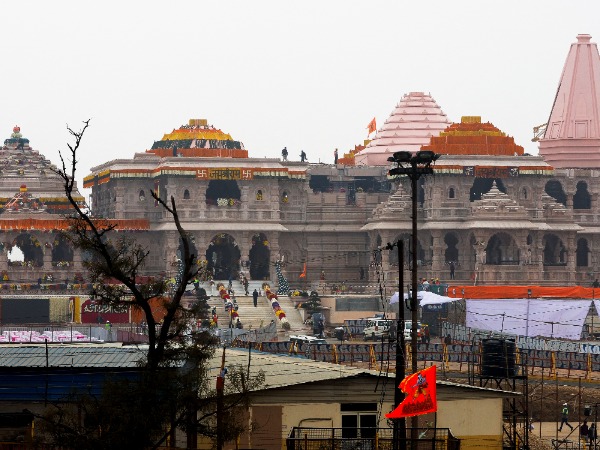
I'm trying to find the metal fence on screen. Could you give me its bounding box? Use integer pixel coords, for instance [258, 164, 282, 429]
[287, 427, 459, 450]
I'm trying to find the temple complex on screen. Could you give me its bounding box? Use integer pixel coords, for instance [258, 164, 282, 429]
[1, 34, 600, 327]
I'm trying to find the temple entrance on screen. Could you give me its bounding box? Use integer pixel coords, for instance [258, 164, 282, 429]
[444, 233, 459, 263]
[8, 233, 43, 267]
[51, 234, 73, 265]
[249, 233, 270, 280]
[485, 233, 519, 265]
[576, 238, 590, 267]
[543, 234, 566, 265]
[206, 234, 240, 280]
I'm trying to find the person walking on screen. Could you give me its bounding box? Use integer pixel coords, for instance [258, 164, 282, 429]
[281, 147, 288, 161]
[559, 403, 574, 432]
[300, 150, 307, 162]
[589, 423, 597, 447]
[581, 420, 589, 445]
[252, 288, 258, 307]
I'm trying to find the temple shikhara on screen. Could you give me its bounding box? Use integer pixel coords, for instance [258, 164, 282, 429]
[1, 34, 600, 325]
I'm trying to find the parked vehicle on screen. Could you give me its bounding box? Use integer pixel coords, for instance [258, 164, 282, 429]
[363, 318, 394, 341]
[289, 335, 327, 345]
[403, 321, 422, 341]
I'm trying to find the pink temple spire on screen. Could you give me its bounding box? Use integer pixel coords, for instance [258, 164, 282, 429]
[539, 34, 600, 167]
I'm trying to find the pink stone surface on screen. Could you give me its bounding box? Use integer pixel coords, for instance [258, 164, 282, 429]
[539, 34, 600, 167]
[354, 92, 451, 166]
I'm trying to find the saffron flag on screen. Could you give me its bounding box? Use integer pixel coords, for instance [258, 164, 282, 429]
[386, 366, 437, 419]
[367, 117, 377, 134]
[299, 263, 307, 278]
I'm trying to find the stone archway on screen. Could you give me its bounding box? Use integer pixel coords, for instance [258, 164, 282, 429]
[444, 232, 459, 263]
[9, 233, 43, 267]
[576, 238, 590, 267]
[542, 234, 566, 266]
[206, 234, 240, 280]
[485, 233, 520, 265]
[249, 233, 271, 280]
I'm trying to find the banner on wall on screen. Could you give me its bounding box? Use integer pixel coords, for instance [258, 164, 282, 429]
[386, 366, 437, 419]
[80, 299, 130, 323]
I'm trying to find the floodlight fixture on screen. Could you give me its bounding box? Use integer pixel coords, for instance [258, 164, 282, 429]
[414, 150, 439, 164]
[392, 151, 412, 163]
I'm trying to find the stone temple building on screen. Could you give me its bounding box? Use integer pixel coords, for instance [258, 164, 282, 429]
[0, 32, 590, 305]
[81, 34, 600, 290]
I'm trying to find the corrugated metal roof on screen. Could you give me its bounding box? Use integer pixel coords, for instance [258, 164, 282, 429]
[0, 345, 145, 368]
[208, 349, 517, 398]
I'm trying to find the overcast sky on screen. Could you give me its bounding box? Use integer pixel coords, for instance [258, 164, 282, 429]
[1, 1, 598, 191]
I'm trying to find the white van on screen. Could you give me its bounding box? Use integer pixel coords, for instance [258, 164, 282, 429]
[363, 318, 394, 341]
[403, 321, 422, 341]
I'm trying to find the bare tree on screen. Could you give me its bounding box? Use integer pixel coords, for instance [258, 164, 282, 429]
[36, 120, 264, 448]
[55, 119, 209, 370]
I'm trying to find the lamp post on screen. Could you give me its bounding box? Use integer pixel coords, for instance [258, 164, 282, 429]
[388, 150, 439, 438]
[389, 150, 439, 371]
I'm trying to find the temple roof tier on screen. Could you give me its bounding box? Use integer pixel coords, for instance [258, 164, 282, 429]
[539, 34, 600, 168]
[146, 119, 248, 159]
[355, 92, 451, 166]
[421, 116, 524, 156]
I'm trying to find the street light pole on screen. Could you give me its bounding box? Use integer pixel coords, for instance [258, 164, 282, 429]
[389, 150, 439, 440]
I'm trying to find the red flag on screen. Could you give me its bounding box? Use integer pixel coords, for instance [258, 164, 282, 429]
[299, 263, 307, 278]
[386, 366, 437, 419]
[367, 117, 377, 135]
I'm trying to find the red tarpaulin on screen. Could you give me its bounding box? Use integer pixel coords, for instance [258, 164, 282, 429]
[447, 285, 600, 299]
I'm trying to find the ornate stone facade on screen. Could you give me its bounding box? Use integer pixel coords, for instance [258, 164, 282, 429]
[80, 116, 600, 289]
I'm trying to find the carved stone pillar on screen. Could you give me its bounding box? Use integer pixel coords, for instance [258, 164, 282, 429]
[43, 243, 52, 271]
[268, 233, 280, 282]
[430, 231, 443, 276]
[73, 248, 83, 271]
[566, 235, 576, 283]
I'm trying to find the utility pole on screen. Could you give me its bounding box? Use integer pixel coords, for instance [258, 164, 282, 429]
[216, 346, 227, 450]
[389, 150, 439, 438]
[384, 241, 406, 450]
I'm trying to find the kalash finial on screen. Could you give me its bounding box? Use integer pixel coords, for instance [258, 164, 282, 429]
[11, 126, 22, 139]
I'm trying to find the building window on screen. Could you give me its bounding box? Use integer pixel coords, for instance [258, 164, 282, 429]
[183, 189, 190, 200]
[139, 190, 145, 201]
[282, 191, 289, 203]
[448, 187, 455, 199]
[522, 188, 528, 200]
[256, 190, 263, 201]
[341, 403, 377, 439]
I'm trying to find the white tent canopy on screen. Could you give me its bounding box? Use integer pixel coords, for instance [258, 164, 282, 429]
[389, 291, 458, 306]
[466, 299, 592, 340]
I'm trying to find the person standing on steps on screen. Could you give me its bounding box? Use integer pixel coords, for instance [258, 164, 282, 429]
[559, 402, 573, 432]
[253, 288, 258, 307]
